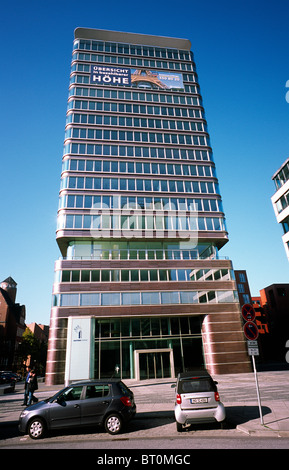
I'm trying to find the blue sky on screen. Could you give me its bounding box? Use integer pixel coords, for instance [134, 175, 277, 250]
[1, 0, 289, 325]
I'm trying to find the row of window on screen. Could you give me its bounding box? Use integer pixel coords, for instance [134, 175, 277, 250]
[66, 116, 206, 133]
[85, 82, 197, 95]
[63, 143, 211, 161]
[53, 289, 238, 307]
[63, 158, 215, 178]
[93, 316, 201, 339]
[73, 53, 194, 71]
[68, 90, 201, 107]
[55, 267, 233, 284]
[67, 108, 203, 127]
[66, 129, 209, 147]
[60, 175, 218, 195]
[48, 316, 201, 339]
[74, 40, 192, 62]
[61, 176, 218, 196]
[65, 240, 217, 259]
[59, 194, 222, 213]
[57, 212, 226, 232]
[65, 127, 210, 146]
[64, 135, 209, 157]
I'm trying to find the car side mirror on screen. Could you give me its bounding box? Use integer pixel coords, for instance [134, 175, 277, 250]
[214, 381, 218, 385]
[55, 396, 65, 404]
[171, 383, 176, 388]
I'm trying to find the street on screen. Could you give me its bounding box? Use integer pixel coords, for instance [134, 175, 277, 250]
[2, 434, 289, 450]
[1, 370, 289, 450]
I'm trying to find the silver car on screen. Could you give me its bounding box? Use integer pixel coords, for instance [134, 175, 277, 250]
[172, 370, 226, 431]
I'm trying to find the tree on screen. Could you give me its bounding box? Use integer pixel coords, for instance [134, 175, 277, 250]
[16, 328, 47, 375]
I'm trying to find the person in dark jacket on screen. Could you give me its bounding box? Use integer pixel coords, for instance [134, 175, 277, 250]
[27, 369, 38, 405]
[22, 366, 31, 405]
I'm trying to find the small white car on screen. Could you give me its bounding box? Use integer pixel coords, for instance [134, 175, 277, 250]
[172, 370, 226, 431]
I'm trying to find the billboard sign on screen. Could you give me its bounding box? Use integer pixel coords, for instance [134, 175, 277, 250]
[90, 65, 131, 86]
[131, 69, 184, 90]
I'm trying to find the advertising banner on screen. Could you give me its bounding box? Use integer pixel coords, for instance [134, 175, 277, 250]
[90, 65, 131, 86]
[131, 69, 184, 90]
[90, 65, 184, 90]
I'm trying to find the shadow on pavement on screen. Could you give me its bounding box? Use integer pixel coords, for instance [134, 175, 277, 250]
[0, 422, 19, 440]
[225, 405, 271, 426]
[0, 405, 273, 442]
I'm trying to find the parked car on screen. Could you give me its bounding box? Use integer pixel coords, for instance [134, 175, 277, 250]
[19, 379, 136, 439]
[10, 372, 22, 381]
[0, 372, 17, 387]
[172, 370, 226, 431]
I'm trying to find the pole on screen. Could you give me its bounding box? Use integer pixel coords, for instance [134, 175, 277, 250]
[252, 354, 264, 425]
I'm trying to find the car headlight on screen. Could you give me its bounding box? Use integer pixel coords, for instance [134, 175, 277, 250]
[20, 410, 29, 418]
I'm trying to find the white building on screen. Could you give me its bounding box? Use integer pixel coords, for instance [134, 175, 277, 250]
[271, 158, 289, 259]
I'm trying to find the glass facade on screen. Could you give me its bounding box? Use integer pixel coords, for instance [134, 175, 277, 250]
[45, 29, 250, 385]
[272, 158, 289, 259]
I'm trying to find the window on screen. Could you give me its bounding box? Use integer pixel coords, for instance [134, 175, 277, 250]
[122, 292, 140, 305]
[242, 294, 250, 304]
[60, 294, 79, 306]
[60, 386, 83, 401]
[277, 288, 286, 297]
[238, 273, 246, 283]
[91, 270, 100, 281]
[85, 385, 110, 399]
[179, 379, 214, 394]
[102, 293, 120, 305]
[62, 271, 70, 282]
[101, 270, 110, 282]
[161, 291, 179, 304]
[81, 270, 90, 282]
[80, 293, 99, 305]
[141, 292, 160, 305]
[180, 291, 198, 304]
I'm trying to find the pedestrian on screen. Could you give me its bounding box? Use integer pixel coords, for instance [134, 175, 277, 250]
[27, 369, 38, 406]
[22, 366, 31, 406]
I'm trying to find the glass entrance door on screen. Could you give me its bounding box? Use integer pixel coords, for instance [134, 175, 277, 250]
[139, 351, 171, 380]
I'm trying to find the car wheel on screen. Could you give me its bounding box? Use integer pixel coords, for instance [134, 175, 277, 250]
[176, 422, 183, 432]
[104, 414, 123, 435]
[28, 417, 46, 439]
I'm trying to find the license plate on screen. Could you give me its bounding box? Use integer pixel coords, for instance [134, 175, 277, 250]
[190, 397, 208, 404]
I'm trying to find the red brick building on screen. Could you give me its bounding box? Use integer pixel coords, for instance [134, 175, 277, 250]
[0, 277, 26, 370]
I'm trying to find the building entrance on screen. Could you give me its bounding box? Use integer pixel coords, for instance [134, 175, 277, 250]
[134, 348, 174, 380]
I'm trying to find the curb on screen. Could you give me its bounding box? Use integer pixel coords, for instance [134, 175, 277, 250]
[236, 424, 279, 436]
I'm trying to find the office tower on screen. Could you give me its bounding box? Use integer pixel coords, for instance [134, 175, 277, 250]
[46, 28, 251, 385]
[272, 158, 289, 259]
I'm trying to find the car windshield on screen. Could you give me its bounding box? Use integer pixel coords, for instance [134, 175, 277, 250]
[179, 378, 214, 393]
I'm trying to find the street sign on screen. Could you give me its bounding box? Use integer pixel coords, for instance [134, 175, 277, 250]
[243, 321, 259, 341]
[242, 304, 256, 322]
[248, 346, 259, 356]
[241, 305, 263, 425]
[247, 340, 258, 347]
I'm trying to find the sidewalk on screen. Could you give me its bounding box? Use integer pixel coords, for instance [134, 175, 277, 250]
[1, 374, 289, 438]
[130, 401, 289, 437]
